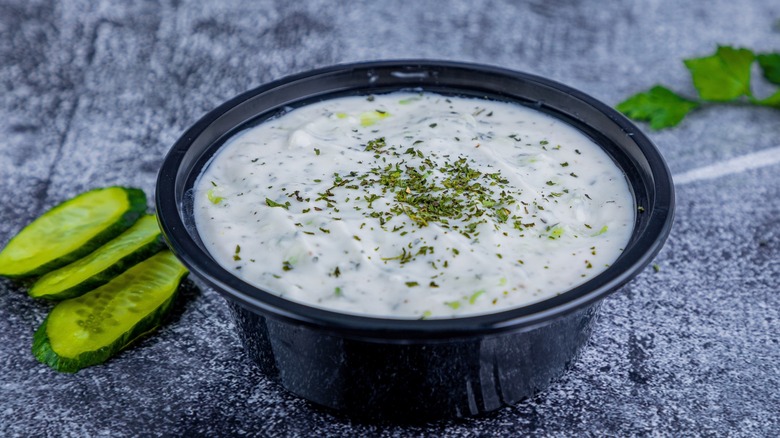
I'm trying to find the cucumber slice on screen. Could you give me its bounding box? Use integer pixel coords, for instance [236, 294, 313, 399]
[29, 215, 166, 300]
[0, 187, 147, 278]
[32, 251, 188, 373]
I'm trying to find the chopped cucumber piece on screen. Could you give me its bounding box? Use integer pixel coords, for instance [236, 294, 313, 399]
[359, 110, 390, 127]
[0, 187, 146, 278]
[32, 251, 188, 373]
[29, 215, 165, 300]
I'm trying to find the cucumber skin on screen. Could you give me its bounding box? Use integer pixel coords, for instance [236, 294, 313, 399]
[31, 273, 187, 373]
[28, 235, 166, 301]
[0, 187, 147, 278]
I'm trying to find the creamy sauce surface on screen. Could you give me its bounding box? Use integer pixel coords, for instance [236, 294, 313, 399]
[194, 92, 634, 318]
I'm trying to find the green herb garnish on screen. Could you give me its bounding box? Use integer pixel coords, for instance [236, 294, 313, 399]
[548, 225, 564, 240]
[266, 198, 290, 209]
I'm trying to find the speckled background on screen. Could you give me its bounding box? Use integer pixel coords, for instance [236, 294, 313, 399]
[1, 0, 779, 436]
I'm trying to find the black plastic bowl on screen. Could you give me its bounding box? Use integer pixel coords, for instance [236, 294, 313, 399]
[156, 61, 674, 419]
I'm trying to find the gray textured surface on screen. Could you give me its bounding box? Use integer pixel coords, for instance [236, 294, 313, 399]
[1, 0, 779, 436]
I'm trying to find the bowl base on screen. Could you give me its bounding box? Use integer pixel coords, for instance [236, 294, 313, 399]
[226, 299, 601, 420]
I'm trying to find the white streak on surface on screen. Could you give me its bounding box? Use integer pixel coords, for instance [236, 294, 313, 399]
[674, 146, 780, 185]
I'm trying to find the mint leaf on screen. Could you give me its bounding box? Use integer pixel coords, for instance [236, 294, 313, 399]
[616, 85, 700, 130]
[755, 89, 780, 108]
[683, 46, 755, 101]
[617, 45, 780, 130]
[757, 53, 780, 85]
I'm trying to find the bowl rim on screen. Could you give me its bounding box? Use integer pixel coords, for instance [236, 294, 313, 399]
[156, 59, 675, 340]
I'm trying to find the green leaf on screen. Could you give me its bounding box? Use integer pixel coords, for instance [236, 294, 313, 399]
[683, 46, 755, 101]
[757, 53, 780, 85]
[755, 89, 780, 108]
[616, 85, 700, 130]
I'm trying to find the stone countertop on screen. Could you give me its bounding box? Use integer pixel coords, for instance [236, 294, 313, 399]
[1, 1, 779, 436]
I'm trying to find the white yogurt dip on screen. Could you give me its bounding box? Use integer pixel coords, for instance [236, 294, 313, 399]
[194, 92, 634, 318]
